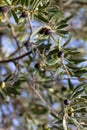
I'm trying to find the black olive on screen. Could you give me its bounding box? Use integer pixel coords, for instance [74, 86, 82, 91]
[21, 12, 28, 18]
[34, 63, 40, 69]
[64, 99, 71, 105]
[39, 28, 53, 35]
[0, 6, 8, 13]
[58, 51, 64, 58]
[45, 29, 53, 35]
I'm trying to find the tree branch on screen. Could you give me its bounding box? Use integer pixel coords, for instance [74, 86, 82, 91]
[0, 51, 32, 63]
[72, 0, 87, 5]
[4, 14, 20, 49]
[64, 0, 87, 7]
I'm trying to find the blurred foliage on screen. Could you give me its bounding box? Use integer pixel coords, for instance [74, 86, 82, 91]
[53, 0, 87, 40]
[0, 0, 87, 130]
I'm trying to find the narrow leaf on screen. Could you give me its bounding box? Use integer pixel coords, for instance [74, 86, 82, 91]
[71, 89, 84, 99]
[63, 115, 67, 130]
[11, 10, 18, 23]
[68, 79, 74, 90]
[35, 14, 48, 23]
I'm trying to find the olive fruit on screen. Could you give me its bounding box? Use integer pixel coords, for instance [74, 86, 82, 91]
[21, 11, 28, 18]
[19, 112, 23, 116]
[58, 51, 64, 58]
[64, 99, 71, 105]
[39, 28, 53, 35]
[61, 86, 67, 92]
[34, 63, 40, 69]
[24, 41, 29, 47]
[0, 6, 8, 13]
[44, 29, 53, 35]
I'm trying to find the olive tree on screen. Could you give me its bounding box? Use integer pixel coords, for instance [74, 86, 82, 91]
[0, 0, 87, 130]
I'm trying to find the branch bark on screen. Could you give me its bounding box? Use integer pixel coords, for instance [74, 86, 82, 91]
[72, 0, 87, 5]
[0, 51, 32, 63]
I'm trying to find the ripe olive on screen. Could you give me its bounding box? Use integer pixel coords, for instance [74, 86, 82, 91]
[58, 51, 64, 58]
[0, 6, 8, 13]
[21, 11, 28, 18]
[39, 28, 53, 35]
[34, 63, 40, 69]
[64, 99, 71, 105]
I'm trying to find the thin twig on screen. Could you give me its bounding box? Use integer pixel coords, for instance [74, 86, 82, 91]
[30, 84, 46, 104]
[9, 14, 33, 57]
[0, 41, 45, 63]
[8, 40, 34, 58]
[64, 0, 87, 7]
[26, 77, 79, 87]
[62, 57, 71, 78]
[27, 81, 61, 120]
[4, 13, 20, 49]
[0, 51, 32, 63]
[72, 0, 87, 5]
[27, 15, 32, 39]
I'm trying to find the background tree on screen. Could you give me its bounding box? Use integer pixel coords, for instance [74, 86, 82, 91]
[0, 0, 87, 130]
